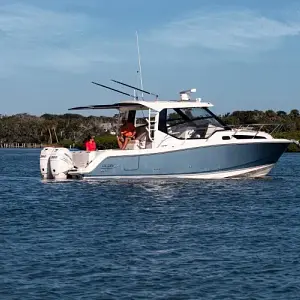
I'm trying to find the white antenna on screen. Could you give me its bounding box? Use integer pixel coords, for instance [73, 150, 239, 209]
[136, 30, 144, 99]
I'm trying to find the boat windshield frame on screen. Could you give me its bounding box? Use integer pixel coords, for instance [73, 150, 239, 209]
[158, 107, 230, 140]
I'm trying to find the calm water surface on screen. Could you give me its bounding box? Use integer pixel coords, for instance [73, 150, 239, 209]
[1, 149, 300, 299]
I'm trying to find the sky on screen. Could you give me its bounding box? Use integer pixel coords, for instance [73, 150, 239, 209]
[0, 0, 300, 116]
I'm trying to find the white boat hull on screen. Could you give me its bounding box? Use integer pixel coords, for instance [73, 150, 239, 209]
[40, 140, 289, 181]
[81, 163, 274, 180]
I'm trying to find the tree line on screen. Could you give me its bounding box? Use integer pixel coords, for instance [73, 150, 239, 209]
[0, 113, 119, 148]
[220, 109, 300, 152]
[0, 109, 299, 151]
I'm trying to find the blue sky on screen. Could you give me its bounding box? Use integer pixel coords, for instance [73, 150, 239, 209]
[0, 0, 300, 116]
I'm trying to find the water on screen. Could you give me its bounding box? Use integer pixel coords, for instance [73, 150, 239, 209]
[1, 149, 300, 299]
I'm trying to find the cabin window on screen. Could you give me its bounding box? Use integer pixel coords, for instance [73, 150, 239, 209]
[134, 109, 150, 127]
[222, 136, 230, 140]
[233, 135, 266, 139]
[127, 110, 136, 124]
[159, 107, 226, 139]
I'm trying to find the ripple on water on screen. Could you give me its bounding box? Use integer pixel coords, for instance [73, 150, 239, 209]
[0, 149, 300, 299]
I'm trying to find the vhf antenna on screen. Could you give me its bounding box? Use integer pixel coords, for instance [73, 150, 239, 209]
[111, 79, 158, 99]
[136, 30, 144, 99]
[91, 81, 137, 100]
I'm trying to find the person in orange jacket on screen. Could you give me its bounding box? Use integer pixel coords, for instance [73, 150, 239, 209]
[85, 135, 96, 151]
[117, 120, 136, 150]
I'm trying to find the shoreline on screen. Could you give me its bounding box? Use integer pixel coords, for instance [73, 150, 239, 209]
[0, 147, 299, 153]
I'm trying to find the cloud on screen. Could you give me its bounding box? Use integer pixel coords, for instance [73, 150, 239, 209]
[1, 3, 300, 77]
[147, 9, 300, 53]
[0, 3, 123, 76]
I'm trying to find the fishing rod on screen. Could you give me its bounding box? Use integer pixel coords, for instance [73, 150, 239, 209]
[111, 79, 158, 99]
[91, 81, 137, 99]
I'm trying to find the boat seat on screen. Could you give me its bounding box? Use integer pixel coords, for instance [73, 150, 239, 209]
[178, 129, 195, 139]
[125, 132, 148, 150]
[72, 151, 97, 168]
[125, 140, 140, 150]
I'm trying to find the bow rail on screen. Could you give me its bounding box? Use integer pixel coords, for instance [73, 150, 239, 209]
[228, 123, 283, 136]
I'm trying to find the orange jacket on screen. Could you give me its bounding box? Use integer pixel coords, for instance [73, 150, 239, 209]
[121, 123, 136, 137]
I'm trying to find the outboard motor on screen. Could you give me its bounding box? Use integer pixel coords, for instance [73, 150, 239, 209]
[40, 147, 55, 179]
[49, 148, 74, 179]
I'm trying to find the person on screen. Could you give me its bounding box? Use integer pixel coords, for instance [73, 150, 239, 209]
[117, 120, 136, 150]
[85, 135, 96, 151]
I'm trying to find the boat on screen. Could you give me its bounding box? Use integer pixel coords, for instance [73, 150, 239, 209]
[39, 82, 296, 180]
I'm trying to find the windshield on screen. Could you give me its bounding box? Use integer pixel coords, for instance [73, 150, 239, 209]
[159, 107, 226, 139]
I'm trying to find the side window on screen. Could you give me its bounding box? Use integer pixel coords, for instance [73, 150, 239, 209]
[159, 109, 184, 133]
[135, 110, 149, 126]
[166, 109, 186, 127]
[166, 109, 189, 137]
[158, 109, 167, 133]
[158, 107, 225, 139]
[127, 110, 136, 124]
